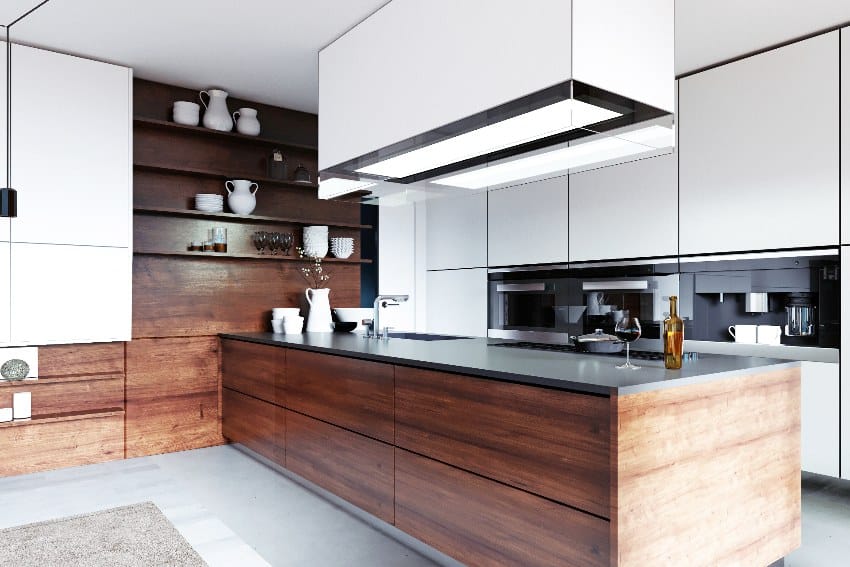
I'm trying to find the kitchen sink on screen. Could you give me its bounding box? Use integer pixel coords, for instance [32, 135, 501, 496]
[387, 332, 466, 341]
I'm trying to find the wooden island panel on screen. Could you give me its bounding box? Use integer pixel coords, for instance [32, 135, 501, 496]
[221, 338, 285, 406]
[286, 349, 394, 443]
[613, 367, 801, 567]
[222, 387, 284, 465]
[395, 366, 610, 518]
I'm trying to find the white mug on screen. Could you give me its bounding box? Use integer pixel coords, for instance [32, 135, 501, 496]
[728, 324, 758, 344]
[757, 325, 782, 345]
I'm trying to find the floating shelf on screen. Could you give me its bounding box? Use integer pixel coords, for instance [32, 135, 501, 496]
[0, 408, 124, 429]
[133, 206, 372, 230]
[134, 116, 318, 152]
[134, 163, 319, 190]
[134, 250, 372, 264]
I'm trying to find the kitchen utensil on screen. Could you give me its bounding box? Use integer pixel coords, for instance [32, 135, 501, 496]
[283, 315, 305, 334]
[728, 324, 758, 344]
[305, 288, 333, 332]
[173, 101, 200, 126]
[333, 308, 374, 332]
[615, 315, 642, 370]
[281, 233, 293, 255]
[571, 329, 624, 354]
[211, 227, 227, 253]
[272, 307, 299, 319]
[268, 232, 282, 255]
[333, 321, 358, 333]
[199, 88, 233, 131]
[232, 107, 261, 136]
[293, 163, 312, 183]
[225, 179, 258, 215]
[270, 319, 284, 333]
[195, 193, 224, 213]
[252, 231, 268, 254]
[757, 325, 782, 345]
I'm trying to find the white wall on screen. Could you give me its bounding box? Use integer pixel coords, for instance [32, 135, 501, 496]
[378, 203, 417, 331]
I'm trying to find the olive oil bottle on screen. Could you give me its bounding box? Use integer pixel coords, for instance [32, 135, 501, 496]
[664, 295, 684, 369]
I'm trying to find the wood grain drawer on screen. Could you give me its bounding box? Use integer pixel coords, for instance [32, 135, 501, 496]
[222, 339, 285, 406]
[0, 374, 124, 415]
[38, 342, 125, 377]
[395, 448, 609, 567]
[395, 366, 611, 518]
[286, 410, 394, 524]
[223, 387, 284, 465]
[286, 349, 393, 443]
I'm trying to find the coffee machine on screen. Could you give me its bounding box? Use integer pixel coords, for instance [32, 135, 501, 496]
[785, 293, 815, 337]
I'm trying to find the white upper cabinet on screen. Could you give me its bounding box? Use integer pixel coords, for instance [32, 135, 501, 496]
[569, 153, 677, 261]
[426, 192, 487, 270]
[0, 41, 7, 241]
[487, 176, 568, 267]
[10, 44, 131, 247]
[0, 243, 8, 344]
[679, 32, 839, 255]
[842, 247, 850, 480]
[425, 268, 487, 337]
[841, 28, 850, 245]
[10, 243, 131, 345]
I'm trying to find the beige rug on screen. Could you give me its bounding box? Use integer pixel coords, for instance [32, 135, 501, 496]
[0, 502, 207, 566]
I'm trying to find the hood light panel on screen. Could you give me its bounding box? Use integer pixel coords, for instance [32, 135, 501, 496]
[317, 177, 377, 200]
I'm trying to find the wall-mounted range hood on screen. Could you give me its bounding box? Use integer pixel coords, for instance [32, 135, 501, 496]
[318, 0, 674, 203]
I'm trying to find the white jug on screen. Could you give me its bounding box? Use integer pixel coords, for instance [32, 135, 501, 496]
[305, 288, 333, 332]
[225, 179, 258, 215]
[233, 107, 261, 136]
[199, 89, 233, 131]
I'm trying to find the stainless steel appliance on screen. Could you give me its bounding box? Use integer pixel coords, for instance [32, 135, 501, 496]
[785, 293, 815, 337]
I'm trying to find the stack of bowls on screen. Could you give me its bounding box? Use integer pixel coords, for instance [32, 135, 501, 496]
[271, 307, 302, 334]
[302, 225, 329, 258]
[195, 194, 224, 212]
[330, 237, 354, 259]
[173, 101, 201, 126]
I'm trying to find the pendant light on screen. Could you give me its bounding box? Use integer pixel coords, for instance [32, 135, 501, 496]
[0, 25, 14, 217]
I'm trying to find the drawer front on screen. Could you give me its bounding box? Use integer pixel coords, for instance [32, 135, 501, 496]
[222, 339, 285, 406]
[395, 449, 609, 567]
[223, 387, 284, 465]
[395, 366, 610, 518]
[0, 374, 124, 415]
[286, 410, 394, 524]
[38, 342, 125, 376]
[286, 349, 394, 443]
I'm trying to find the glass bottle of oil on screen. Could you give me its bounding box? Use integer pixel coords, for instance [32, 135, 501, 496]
[664, 295, 684, 369]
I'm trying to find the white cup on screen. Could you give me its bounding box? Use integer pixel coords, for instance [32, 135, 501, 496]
[283, 316, 304, 334]
[272, 307, 300, 319]
[173, 101, 201, 126]
[757, 325, 783, 346]
[728, 324, 758, 344]
[271, 319, 284, 333]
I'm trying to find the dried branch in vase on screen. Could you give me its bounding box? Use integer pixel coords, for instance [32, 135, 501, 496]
[297, 247, 332, 289]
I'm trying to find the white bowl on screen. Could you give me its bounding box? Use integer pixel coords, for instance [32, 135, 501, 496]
[272, 307, 300, 319]
[270, 319, 284, 333]
[333, 308, 374, 332]
[283, 317, 304, 334]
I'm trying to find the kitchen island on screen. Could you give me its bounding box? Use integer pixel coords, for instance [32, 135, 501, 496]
[220, 332, 800, 567]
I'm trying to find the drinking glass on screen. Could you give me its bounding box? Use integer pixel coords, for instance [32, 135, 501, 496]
[252, 231, 268, 255]
[614, 314, 642, 370]
[268, 232, 282, 255]
[281, 232, 293, 256]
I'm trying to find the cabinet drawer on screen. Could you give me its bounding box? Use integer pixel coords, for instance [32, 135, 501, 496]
[0, 374, 124, 415]
[286, 411, 394, 524]
[395, 366, 611, 518]
[395, 448, 609, 567]
[222, 339, 285, 406]
[38, 343, 125, 376]
[223, 388, 284, 465]
[286, 349, 394, 443]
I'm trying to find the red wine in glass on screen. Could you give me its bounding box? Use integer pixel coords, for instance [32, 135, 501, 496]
[615, 315, 641, 370]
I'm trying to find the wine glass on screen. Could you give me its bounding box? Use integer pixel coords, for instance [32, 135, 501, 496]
[614, 313, 642, 370]
[252, 231, 268, 255]
[268, 232, 282, 255]
[281, 232, 293, 256]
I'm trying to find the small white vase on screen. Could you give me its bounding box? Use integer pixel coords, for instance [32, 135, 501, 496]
[233, 107, 261, 136]
[225, 179, 258, 215]
[199, 89, 233, 131]
[305, 288, 333, 332]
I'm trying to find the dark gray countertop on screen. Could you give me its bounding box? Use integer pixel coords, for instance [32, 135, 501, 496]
[220, 332, 799, 395]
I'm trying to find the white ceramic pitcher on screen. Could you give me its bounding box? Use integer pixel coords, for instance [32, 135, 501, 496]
[233, 107, 261, 136]
[305, 288, 333, 332]
[225, 179, 258, 215]
[199, 89, 233, 131]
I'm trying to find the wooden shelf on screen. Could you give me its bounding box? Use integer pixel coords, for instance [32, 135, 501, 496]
[134, 250, 372, 264]
[0, 373, 120, 388]
[0, 408, 124, 429]
[134, 116, 317, 152]
[133, 206, 372, 230]
[134, 162, 319, 190]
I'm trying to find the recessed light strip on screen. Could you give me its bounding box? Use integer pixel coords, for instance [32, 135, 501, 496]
[318, 177, 377, 200]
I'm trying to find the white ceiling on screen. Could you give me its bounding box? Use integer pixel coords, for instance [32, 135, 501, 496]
[4, 0, 850, 114]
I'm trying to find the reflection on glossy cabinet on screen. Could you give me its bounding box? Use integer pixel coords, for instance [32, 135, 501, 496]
[487, 175, 568, 267]
[800, 361, 840, 477]
[679, 32, 839, 254]
[842, 29, 850, 245]
[569, 153, 677, 261]
[425, 268, 487, 337]
[11, 44, 131, 248]
[425, 192, 487, 270]
[10, 243, 131, 344]
[841, 247, 850, 479]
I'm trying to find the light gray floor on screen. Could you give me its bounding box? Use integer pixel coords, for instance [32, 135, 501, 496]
[0, 445, 847, 566]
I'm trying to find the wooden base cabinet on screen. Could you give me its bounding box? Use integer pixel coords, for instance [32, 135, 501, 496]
[221, 338, 285, 406]
[222, 388, 284, 465]
[395, 449, 609, 567]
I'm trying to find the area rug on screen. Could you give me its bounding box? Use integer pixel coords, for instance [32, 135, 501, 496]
[0, 502, 207, 566]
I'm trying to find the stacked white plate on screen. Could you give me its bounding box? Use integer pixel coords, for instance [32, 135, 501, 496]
[302, 225, 329, 257]
[330, 237, 354, 259]
[195, 193, 224, 213]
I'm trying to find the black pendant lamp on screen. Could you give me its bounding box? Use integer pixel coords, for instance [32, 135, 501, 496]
[1, 25, 16, 217]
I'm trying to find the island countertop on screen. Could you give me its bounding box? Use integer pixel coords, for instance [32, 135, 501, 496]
[220, 332, 798, 395]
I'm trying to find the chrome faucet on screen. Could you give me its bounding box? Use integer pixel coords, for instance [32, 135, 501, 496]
[368, 295, 409, 339]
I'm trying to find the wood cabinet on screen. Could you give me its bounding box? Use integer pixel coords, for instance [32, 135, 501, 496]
[487, 175, 569, 267]
[800, 361, 840, 477]
[0, 375, 123, 416]
[425, 268, 487, 337]
[569, 153, 677, 261]
[125, 337, 223, 458]
[395, 366, 610, 518]
[221, 339, 285, 406]
[10, 243, 131, 345]
[425, 192, 487, 270]
[395, 448, 609, 567]
[286, 411, 394, 524]
[222, 388, 284, 465]
[286, 349, 393, 443]
[842, 28, 850, 245]
[679, 32, 839, 254]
